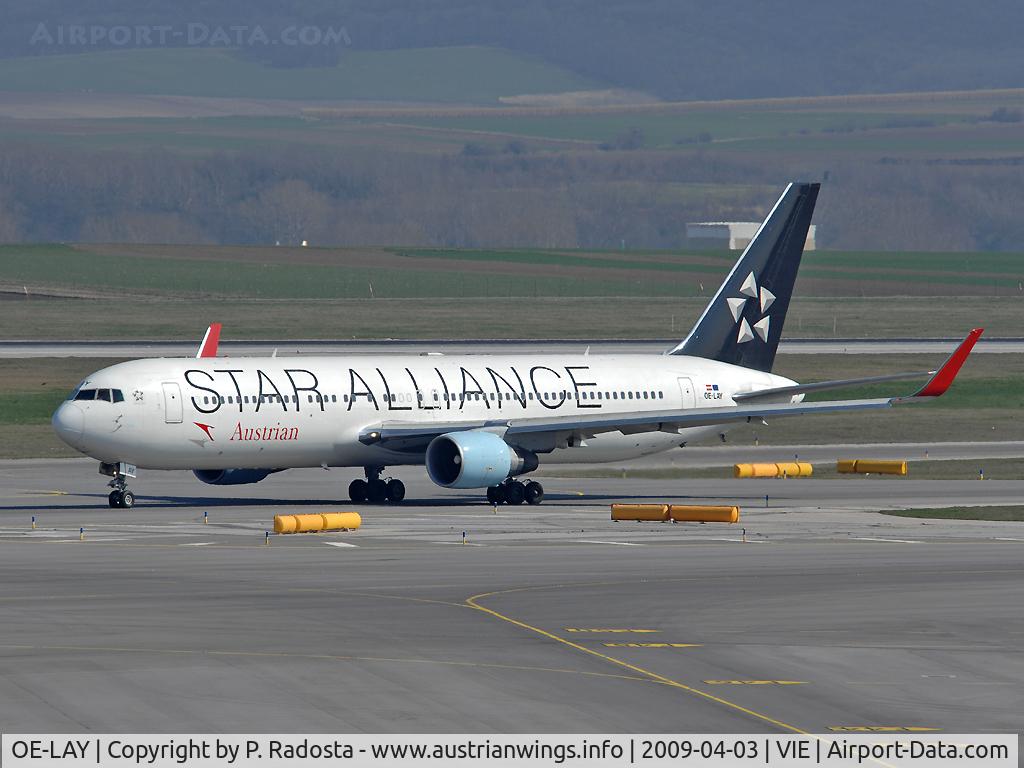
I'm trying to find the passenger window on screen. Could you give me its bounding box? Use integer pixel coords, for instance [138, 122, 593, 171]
[332, 395, 337, 403]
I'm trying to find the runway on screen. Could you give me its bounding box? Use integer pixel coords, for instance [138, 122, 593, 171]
[2, 337, 1022, 358]
[0, 459, 1021, 735]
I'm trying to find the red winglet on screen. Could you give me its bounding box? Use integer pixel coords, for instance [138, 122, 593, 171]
[196, 323, 222, 359]
[912, 328, 983, 397]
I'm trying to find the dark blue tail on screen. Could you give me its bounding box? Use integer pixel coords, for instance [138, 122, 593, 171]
[669, 182, 819, 372]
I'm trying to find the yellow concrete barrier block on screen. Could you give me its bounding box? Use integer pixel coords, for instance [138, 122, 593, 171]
[273, 515, 298, 534]
[611, 504, 670, 522]
[734, 463, 780, 478]
[837, 460, 907, 476]
[294, 514, 325, 533]
[855, 460, 907, 475]
[735, 462, 812, 478]
[669, 505, 740, 523]
[320, 512, 362, 531]
[776, 462, 813, 477]
[274, 512, 362, 534]
[836, 460, 858, 474]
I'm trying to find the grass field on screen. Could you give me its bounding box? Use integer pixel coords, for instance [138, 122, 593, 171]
[0, 47, 596, 103]
[4, 84, 1024, 161]
[881, 506, 1024, 521]
[4, 243, 1024, 302]
[0, 296, 1018, 340]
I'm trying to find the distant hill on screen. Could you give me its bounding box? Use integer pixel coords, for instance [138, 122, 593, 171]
[4, 0, 1024, 100]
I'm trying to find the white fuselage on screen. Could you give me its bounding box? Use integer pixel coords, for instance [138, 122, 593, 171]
[52, 353, 796, 470]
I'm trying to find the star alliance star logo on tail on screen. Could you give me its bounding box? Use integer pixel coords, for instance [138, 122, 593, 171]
[726, 271, 774, 344]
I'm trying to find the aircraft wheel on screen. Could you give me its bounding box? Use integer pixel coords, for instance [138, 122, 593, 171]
[120, 490, 135, 509]
[525, 481, 544, 505]
[348, 479, 368, 503]
[366, 479, 388, 504]
[386, 478, 406, 503]
[486, 485, 505, 505]
[108, 490, 123, 508]
[504, 481, 526, 505]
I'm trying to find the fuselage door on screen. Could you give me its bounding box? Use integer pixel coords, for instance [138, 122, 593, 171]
[677, 377, 696, 409]
[162, 381, 183, 423]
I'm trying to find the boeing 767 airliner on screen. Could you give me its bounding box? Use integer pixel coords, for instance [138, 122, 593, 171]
[52, 183, 980, 508]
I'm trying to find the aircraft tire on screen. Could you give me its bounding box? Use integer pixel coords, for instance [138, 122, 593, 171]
[505, 481, 526, 505]
[525, 481, 544, 505]
[386, 479, 406, 503]
[486, 485, 505, 505]
[120, 490, 135, 509]
[108, 490, 122, 508]
[367, 479, 388, 504]
[348, 479, 368, 503]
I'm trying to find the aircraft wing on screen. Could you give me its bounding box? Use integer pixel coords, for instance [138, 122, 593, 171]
[359, 329, 982, 449]
[733, 328, 983, 402]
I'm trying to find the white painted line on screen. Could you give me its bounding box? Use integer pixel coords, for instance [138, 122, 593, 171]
[852, 537, 921, 544]
[430, 541, 486, 547]
[717, 538, 767, 543]
[48, 537, 139, 543]
[180, 542, 216, 547]
[577, 540, 645, 546]
[323, 541, 359, 548]
[994, 537, 1024, 542]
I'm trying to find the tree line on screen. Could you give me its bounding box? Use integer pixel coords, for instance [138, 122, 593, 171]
[1, 141, 1022, 252]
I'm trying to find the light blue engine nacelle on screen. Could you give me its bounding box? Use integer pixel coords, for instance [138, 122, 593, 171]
[193, 468, 273, 485]
[426, 430, 538, 489]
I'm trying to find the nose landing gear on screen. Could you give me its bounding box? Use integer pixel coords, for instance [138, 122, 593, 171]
[108, 486, 135, 509]
[487, 479, 544, 506]
[349, 466, 406, 504]
[101, 462, 137, 509]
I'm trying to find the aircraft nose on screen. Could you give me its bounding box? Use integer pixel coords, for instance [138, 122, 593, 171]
[52, 403, 85, 446]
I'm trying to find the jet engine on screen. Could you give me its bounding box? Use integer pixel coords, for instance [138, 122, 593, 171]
[426, 430, 538, 489]
[193, 468, 273, 485]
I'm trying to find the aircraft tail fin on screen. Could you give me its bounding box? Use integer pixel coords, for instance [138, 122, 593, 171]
[669, 182, 819, 372]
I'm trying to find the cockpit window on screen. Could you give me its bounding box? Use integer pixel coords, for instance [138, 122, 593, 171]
[72, 388, 124, 403]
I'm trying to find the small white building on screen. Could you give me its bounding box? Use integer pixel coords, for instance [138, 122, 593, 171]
[686, 222, 816, 251]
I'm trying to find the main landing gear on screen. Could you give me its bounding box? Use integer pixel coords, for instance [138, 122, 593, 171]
[348, 466, 406, 505]
[487, 478, 544, 506]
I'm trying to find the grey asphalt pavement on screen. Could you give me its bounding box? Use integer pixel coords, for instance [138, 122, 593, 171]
[0, 459, 1021, 735]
